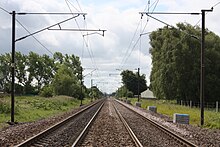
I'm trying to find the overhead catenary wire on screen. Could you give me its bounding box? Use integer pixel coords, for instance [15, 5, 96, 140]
[16, 20, 54, 55]
[64, 0, 101, 78]
[0, 6, 10, 14]
[0, 6, 54, 55]
[193, 1, 220, 26]
[119, 0, 160, 70]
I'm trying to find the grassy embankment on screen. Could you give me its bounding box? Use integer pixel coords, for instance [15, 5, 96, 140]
[129, 98, 220, 129]
[0, 96, 91, 129]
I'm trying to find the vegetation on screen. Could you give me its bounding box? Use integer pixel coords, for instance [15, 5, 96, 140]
[116, 70, 147, 97]
[129, 98, 220, 129]
[149, 23, 220, 103]
[0, 52, 102, 98]
[0, 96, 91, 129]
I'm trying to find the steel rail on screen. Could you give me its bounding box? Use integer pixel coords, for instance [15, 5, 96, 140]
[15, 99, 104, 147]
[71, 100, 105, 146]
[115, 99, 198, 147]
[112, 102, 143, 147]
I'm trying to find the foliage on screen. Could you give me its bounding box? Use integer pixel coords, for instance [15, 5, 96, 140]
[149, 23, 220, 102]
[0, 51, 84, 98]
[40, 85, 54, 97]
[0, 96, 91, 129]
[130, 98, 220, 129]
[90, 86, 103, 99]
[121, 70, 147, 95]
[0, 53, 11, 92]
[52, 64, 81, 98]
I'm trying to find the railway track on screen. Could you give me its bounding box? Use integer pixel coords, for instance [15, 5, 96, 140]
[79, 98, 142, 146]
[15, 99, 105, 147]
[112, 101, 143, 147]
[114, 99, 198, 147]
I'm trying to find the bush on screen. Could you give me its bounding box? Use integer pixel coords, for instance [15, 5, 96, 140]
[40, 86, 53, 97]
[127, 91, 133, 98]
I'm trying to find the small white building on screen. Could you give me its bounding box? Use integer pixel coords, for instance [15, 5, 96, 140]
[141, 89, 156, 99]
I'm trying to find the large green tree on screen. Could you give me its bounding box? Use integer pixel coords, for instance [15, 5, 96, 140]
[0, 53, 11, 92]
[121, 70, 147, 95]
[149, 23, 220, 102]
[52, 64, 81, 98]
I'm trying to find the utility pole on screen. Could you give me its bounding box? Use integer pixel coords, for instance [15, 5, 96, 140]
[137, 67, 140, 102]
[11, 11, 15, 123]
[140, 9, 213, 126]
[91, 79, 93, 102]
[80, 67, 83, 106]
[9, 11, 105, 122]
[200, 8, 213, 126]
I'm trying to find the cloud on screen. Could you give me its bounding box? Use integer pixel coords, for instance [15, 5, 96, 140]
[1, 0, 220, 93]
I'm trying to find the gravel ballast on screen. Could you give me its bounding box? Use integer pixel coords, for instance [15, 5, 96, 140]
[116, 99, 220, 147]
[80, 99, 135, 146]
[0, 98, 219, 147]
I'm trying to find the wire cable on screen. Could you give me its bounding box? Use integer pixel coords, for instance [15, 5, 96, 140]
[64, 0, 101, 78]
[0, 6, 54, 55]
[16, 20, 54, 55]
[0, 6, 10, 14]
[76, 0, 83, 12]
[120, 0, 160, 70]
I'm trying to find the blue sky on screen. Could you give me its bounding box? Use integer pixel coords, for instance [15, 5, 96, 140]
[1, 0, 220, 93]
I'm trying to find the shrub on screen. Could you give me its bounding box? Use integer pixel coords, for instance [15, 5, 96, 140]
[40, 86, 53, 97]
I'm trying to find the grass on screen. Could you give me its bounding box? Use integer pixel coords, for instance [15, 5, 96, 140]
[128, 98, 220, 129]
[0, 96, 91, 129]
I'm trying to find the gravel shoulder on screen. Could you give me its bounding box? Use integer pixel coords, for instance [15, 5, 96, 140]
[117, 100, 220, 147]
[0, 103, 90, 147]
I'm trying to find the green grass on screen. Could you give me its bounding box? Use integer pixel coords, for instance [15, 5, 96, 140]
[128, 98, 220, 129]
[0, 96, 91, 129]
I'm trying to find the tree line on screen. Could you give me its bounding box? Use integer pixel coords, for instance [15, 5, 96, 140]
[116, 70, 148, 98]
[0, 51, 102, 99]
[149, 23, 220, 102]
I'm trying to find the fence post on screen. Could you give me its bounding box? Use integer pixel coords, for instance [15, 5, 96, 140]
[181, 100, 183, 106]
[190, 100, 192, 108]
[216, 101, 219, 112]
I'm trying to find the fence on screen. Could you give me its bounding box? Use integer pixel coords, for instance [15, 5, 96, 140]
[178, 100, 219, 112]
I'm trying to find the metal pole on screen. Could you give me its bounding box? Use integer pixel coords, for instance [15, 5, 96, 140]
[91, 79, 93, 102]
[11, 11, 15, 123]
[80, 67, 83, 106]
[200, 10, 205, 126]
[138, 68, 140, 102]
[200, 9, 213, 126]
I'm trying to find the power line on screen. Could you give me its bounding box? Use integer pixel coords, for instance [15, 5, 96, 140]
[65, 0, 80, 12]
[194, 1, 220, 26]
[0, 7, 54, 55]
[16, 20, 54, 55]
[76, 0, 83, 12]
[64, 0, 101, 78]
[0, 6, 10, 14]
[119, 0, 160, 70]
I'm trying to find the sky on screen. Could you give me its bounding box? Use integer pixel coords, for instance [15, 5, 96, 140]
[0, 0, 220, 94]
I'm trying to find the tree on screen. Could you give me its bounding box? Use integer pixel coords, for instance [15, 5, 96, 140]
[27, 52, 43, 92]
[121, 70, 147, 95]
[15, 52, 27, 94]
[149, 23, 220, 102]
[52, 64, 81, 98]
[0, 53, 11, 93]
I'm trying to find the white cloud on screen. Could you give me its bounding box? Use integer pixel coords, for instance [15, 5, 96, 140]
[1, 0, 220, 93]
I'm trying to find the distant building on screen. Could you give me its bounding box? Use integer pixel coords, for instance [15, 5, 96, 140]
[141, 89, 156, 99]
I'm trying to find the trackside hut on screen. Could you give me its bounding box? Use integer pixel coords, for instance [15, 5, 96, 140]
[141, 89, 156, 99]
